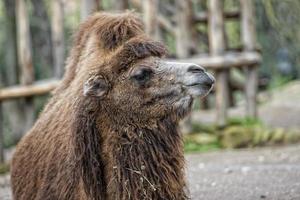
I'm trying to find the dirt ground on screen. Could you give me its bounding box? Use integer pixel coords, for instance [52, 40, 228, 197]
[1, 144, 300, 200]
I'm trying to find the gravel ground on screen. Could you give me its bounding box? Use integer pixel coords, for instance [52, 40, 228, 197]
[0, 174, 10, 200]
[186, 144, 300, 200]
[1, 144, 300, 200]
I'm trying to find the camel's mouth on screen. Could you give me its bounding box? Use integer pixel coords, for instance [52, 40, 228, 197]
[185, 82, 214, 98]
[158, 61, 215, 99]
[184, 71, 215, 98]
[186, 82, 213, 88]
[172, 73, 214, 119]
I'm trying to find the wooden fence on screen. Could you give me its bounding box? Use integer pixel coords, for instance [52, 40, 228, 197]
[0, 0, 261, 163]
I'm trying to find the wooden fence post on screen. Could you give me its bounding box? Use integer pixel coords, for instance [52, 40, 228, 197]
[175, 0, 193, 58]
[81, 0, 101, 21]
[4, 0, 18, 86]
[142, 0, 160, 40]
[16, 0, 35, 132]
[175, 0, 193, 133]
[240, 0, 258, 118]
[51, 0, 65, 78]
[0, 102, 4, 163]
[208, 0, 229, 127]
[111, 0, 129, 10]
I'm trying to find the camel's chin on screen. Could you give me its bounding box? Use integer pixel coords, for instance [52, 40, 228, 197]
[172, 86, 213, 119]
[186, 85, 214, 98]
[172, 96, 193, 119]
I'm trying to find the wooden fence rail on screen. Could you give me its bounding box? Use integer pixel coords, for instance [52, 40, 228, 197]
[0, 80, 59, 163]
[174, 51, 261, 69]
[0, 80, 59, 101]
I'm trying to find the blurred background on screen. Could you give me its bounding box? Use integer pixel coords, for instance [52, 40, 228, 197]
[0, 0, 300, 163]
[0, 1, 300, 199]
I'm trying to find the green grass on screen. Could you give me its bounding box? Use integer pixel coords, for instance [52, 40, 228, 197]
[184, 141, 221, 153]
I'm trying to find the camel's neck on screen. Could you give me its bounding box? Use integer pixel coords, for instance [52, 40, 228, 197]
[72, 100, 187, 200]
[101, 118, 188, 200]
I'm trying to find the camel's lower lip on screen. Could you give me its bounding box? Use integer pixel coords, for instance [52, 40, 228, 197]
[186, 84, 214, 98]
[186, 83, 213, 88]
[186, 84, 214, 93]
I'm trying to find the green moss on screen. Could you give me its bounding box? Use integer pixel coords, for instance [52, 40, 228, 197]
[191, 123, 218, 134]
[187, 117, 300, 152]
[253, 127, 264, 145]
[0, 163, 10, 174]
[270, 128, 285, 144]
[221, 126, 254, 148]
[283, 130, 300, 144]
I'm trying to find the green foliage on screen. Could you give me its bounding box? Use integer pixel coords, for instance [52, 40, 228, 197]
[184, 122, 222, 153]
[195, 24, 209, 53]
[256, 0, 300, 79]
[224, 0, 239, 11]
[101, 0, 114, 10]
[225, 21, 241, 49]
[227, 117, 263, 127]
[221, 120, 300, 148]
[221, 126, 255, 148]
[267, 75, 294, 90]
[165, 33, 176, 56]
[191, 123, 218, 134]
[34, 94, 50, 115]
[0, 1, 6, 84]
[184, 141, 221, 153]
[185, 117, 300, 151]
[0, 163, 10, 174]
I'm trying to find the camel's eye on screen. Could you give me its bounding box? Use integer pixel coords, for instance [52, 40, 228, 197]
[131, 68, 153, 85]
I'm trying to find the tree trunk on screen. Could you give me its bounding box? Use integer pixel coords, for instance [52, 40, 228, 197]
[111, 0, 129, 10]
[51, 0, 65, 78]
[30, 0, 53, 78]
[81, 0, 101, 21]
[16, 0, 35, 134]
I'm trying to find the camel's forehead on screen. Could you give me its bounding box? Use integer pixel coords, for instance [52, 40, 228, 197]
[106, 37, 167, 73]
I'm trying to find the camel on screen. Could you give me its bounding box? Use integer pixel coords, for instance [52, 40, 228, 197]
[11, 12, 214, 200]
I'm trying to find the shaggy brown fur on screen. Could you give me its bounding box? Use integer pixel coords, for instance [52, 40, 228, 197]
[11, 12, 188, 200]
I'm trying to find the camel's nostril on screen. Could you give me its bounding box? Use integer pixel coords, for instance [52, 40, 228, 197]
[187, 65, 205, 74]
[206, 72, 215, 85]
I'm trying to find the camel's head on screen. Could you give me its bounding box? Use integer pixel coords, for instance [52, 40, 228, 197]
[83, 37, 214, 122]
[65, 12, 214, 123]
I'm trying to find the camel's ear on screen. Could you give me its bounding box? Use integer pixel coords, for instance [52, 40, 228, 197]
[83, 75, 109, 97]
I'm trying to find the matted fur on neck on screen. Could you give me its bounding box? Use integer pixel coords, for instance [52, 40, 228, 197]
[72, 98, 188, 200]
